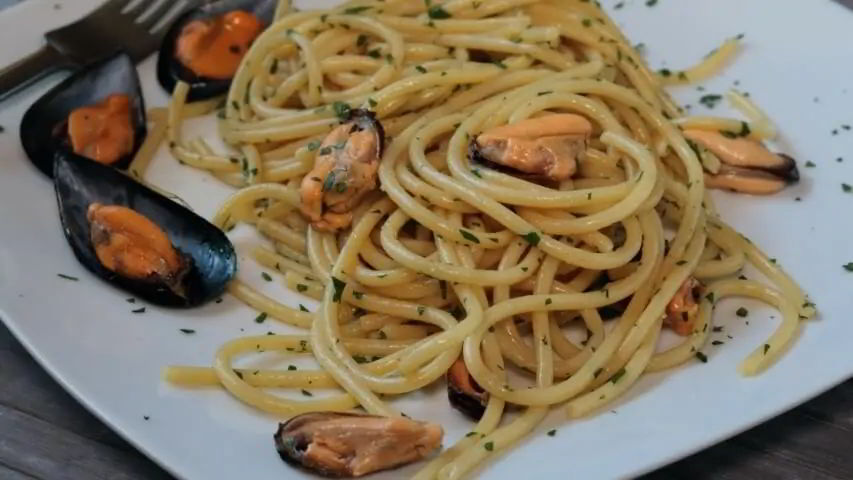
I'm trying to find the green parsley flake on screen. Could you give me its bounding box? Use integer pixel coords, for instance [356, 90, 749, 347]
[332, 277, 346, 302]
[427, 5, 451, 19]
[522, 231, 541, 246]
[460, 229, 480, 244]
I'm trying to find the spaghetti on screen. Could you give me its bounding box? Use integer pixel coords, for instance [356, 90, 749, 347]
[152, 0, 814, 478]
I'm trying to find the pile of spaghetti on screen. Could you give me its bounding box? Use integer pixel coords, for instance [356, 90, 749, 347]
[158, 0, 815, 478]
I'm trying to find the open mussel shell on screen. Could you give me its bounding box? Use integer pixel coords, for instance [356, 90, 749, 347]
[20, 53, 147, 178]
[53, 153, 236, 307]
[157, 0, 277, 101]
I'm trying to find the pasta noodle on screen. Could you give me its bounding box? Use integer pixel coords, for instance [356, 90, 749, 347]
[154, 1, 815, 477]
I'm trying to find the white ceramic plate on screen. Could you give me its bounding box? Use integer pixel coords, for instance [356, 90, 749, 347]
[2, 0, 852, 478]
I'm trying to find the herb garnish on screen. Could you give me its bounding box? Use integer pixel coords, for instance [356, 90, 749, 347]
[522, 231, 541, 246]
[332, 101, 351, 121]
[460, 229, 480, 244]
[427, 6, 451, 19]
[255, 312, 268, 324]
[332, 277, 346, 302]
[610, 368, 627, 383]
[179, 329, 195, 334]
[57, 273, 79, 281]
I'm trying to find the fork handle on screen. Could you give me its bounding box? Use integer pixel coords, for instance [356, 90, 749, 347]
[0, 45, 70, 102]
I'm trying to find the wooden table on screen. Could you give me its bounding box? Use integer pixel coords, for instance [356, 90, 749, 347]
[2, 322, 852, 480]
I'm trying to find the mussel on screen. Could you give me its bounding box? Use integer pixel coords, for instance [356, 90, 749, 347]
[664, 277, 703, 336]
[274, 412, 443, 478]
[20, 53, 147, 178]
[299, 109, 386, 232]
[157, 0, 277, 101]
[54, 153, 236, 307]
[447, 357, 489, 420]
[469, 113, 592, 181]
[685, 129, 800, 195]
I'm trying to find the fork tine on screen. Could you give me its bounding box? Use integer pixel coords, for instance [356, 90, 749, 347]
[139, 0, 187, 30]
[124, 0, 158, 19]
[100, 0, 134, 12]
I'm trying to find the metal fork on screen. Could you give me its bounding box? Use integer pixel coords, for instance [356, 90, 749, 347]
[0, 0, 200, 101]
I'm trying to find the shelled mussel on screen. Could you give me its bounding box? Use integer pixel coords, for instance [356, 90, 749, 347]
[685, 129, 800, 195]
[274, 412, 443, 477]
[20, 53, 147, 177]
[299, 109, 386, 232]
[157, 0, 277, 101]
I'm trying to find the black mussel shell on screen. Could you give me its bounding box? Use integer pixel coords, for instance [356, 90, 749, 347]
[21, 53, 147, 178]
[53, 153, 236, 307]
[346, 108, 386, 155]
[274, 412, 370, 477]
[773, 154, 800, 183]
[447, 357, 488, 420]
[157, 0, 277, 101]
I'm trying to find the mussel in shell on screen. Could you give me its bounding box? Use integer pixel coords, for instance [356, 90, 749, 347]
[20, 53, 147, 178]
[157, 0, 277, 101]
[274, 412, 443, 477]
[53, 152, 236, 307]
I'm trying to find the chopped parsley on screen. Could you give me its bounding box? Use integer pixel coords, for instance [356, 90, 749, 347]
[763, 344, 770, 355]
[132, 307, 146, 314]
[484, 441, 494, 451]
[699, 94, 723, 109]
[415, 65, 427, 73]
[735, 307, 748, 317]
[57, 273, 79, 281]
[296, 284, 308, 292]
[255, 312, 268, 324]
[459, 229, 480, 244]
[288, 365, 297, 371]
[522, 231, 541, 246]
[179, 329, 195, 334]
[843, 263, 853, 272]
[299, 304, 310, 312]
[261, 272, 273, 281]
[332, 277, 346, 302]
[306, 140, 322, 151]
[843, 183, 852, 193]
[695, 352, 708, 363]
[804, 161, 816, 168]
[301, 389, 313, 396]
[610, 368, 627, 384]
[547, 429, 557, 437]
[417, 306, 426, 315]
[332, 101, 352, 121]
[427, 5, 451, 19]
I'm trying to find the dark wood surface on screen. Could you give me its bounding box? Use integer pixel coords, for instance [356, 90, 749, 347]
[2, 322, 852, 480]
